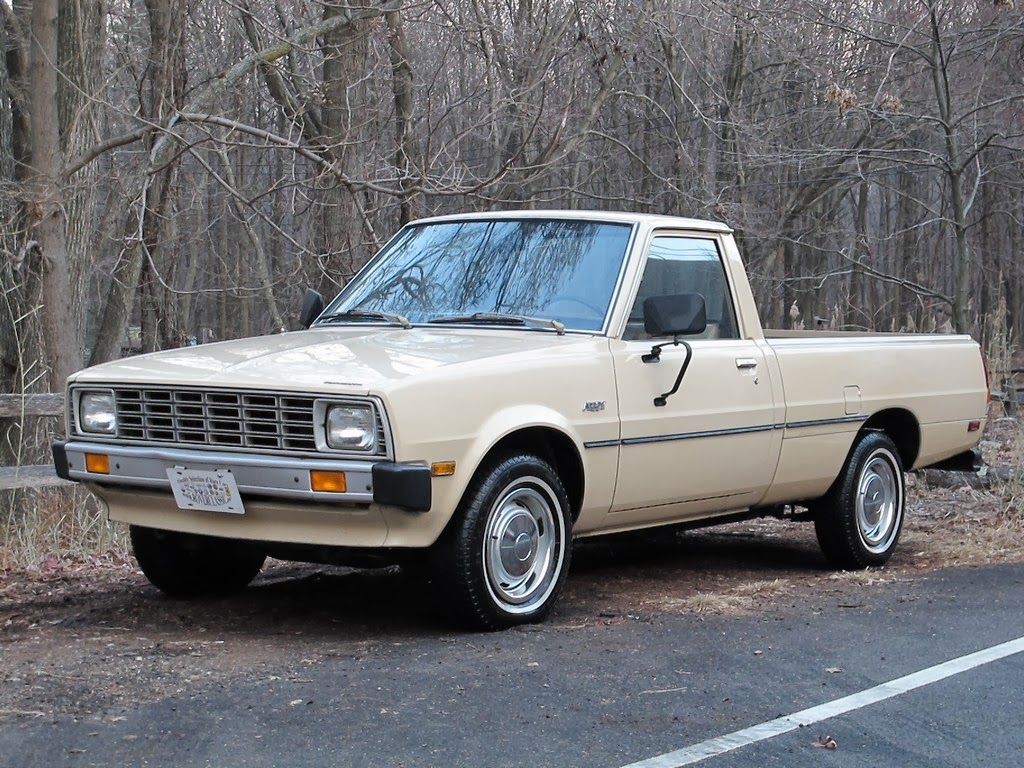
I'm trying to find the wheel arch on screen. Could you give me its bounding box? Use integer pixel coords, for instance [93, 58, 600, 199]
[474, 426, 585, 520]
[860, 408, 921, 469]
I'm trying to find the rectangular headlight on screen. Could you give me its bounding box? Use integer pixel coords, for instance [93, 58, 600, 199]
[78, 390, 117, 434]
[325, 403, 377, 452]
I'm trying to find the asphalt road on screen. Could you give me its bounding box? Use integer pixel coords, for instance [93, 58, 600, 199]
[2, 556, 1022, 768]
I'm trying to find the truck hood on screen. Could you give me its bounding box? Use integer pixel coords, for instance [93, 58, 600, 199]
[72, 327, 587, 395]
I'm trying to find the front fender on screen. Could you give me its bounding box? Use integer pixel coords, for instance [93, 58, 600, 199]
[379, 405, 595, 548]
[467, 404, 585, 477]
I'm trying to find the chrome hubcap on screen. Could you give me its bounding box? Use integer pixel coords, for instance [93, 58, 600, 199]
[483, 477, 564, 614]
[856, 450, 902, 553]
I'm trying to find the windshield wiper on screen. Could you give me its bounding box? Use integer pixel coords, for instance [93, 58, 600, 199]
[428, 312, 565, 335]
[317, 309, 412, 329]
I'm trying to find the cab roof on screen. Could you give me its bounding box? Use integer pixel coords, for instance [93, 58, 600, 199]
[409, 209, 733, 233]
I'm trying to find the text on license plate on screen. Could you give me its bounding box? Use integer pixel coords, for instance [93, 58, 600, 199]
[166, 467, 245, 514]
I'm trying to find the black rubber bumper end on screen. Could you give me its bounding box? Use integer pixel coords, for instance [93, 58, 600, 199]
[372, 463, 431, 512]
[52, 440, 71, 481]
[924, 447, 983, 473]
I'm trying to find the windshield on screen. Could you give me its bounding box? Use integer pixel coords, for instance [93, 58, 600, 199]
[319, 219, 634, 331]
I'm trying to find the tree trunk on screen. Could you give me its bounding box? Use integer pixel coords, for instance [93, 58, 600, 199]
[850, 180, 870, 328]
[25, 0, 80, 386]
[0, 9, 26, 418]
[386, 9, 419, 225]
[58, 0, 104, 336]
[717, 17, 746, 196]
[317, 3, 369, 294]
[91, 0, 186, 364]
[927, 2, 971, 334]
[948, 166, 972, 334]
[216, 143, 285, 332]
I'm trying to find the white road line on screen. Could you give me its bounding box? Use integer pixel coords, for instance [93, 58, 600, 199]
[620, 635, 1024, 768]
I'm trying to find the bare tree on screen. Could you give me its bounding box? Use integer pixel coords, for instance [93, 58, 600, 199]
[1, 0, 1022, 414]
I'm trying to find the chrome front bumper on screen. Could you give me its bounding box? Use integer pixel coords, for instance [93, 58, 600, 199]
[53, 441, 431, 511]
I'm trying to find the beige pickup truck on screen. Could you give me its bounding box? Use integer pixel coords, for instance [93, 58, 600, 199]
[54, 211, 989, 628]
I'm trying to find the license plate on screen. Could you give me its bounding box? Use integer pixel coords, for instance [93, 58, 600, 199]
[166, 467, 245, 514]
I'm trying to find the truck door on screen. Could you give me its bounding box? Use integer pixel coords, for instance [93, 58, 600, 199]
[608, 234, 780, 524]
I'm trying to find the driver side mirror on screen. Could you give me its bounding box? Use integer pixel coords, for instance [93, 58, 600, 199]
[640, 293, 706, 407]
[299, 289, 324, 329]
[642, 293, 707, 338]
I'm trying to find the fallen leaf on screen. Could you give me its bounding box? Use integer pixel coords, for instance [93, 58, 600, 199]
[813, 735, 838, 750]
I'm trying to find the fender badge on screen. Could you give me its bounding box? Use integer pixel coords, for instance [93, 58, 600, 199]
[583, 401, 606, 413]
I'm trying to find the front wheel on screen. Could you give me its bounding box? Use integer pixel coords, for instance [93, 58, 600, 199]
[814, 432, 906, 569]
[130, 525, 266, 598]
[431, 453, 572, 630]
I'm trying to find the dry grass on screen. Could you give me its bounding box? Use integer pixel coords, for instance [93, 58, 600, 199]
[825, 569, 902, 586]
[905, 491, 1024, 567]
[0, 486, 125, 571]
[0, 413, 123, 571]
[641, 578, 792, 615]
[661, 592, 752, 614]
[987, 417, 1024, 526]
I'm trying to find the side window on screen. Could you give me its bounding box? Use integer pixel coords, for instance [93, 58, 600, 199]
[623, 237, 739, 341]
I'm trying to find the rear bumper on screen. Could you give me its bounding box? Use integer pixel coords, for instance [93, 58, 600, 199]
[52, 440, 431, 512]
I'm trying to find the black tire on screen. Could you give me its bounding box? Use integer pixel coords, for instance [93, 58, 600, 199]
[814, 432, 906, 569]
[430, 453, 573, 630]
[130, 525, 266, 598]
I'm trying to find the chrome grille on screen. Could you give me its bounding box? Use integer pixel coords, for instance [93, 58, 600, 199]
[373, 410, 387, 454]
[111, 387, 318, 452]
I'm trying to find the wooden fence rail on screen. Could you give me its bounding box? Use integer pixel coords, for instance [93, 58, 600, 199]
[1, 394, 68, 491]
[0, 393, 65, 418]
[0, 465, 71, 491]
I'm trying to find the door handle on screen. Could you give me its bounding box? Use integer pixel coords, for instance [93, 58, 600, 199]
[735, 357, 758, 369]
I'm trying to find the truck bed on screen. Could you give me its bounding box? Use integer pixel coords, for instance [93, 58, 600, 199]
[754, 329, 986, 506]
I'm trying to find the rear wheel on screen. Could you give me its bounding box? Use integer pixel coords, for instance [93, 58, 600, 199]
[130, 525, 266, 598]
[431, 453, 572, 630]
[814, 432, 905, 569]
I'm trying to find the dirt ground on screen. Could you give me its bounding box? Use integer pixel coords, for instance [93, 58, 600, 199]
[2, 465, 1022, 724]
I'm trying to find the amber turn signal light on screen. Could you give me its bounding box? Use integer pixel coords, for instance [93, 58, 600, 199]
[431, 461, 456, 477]
[85, 453, 110, 474]
[310, 470, 347, 493]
